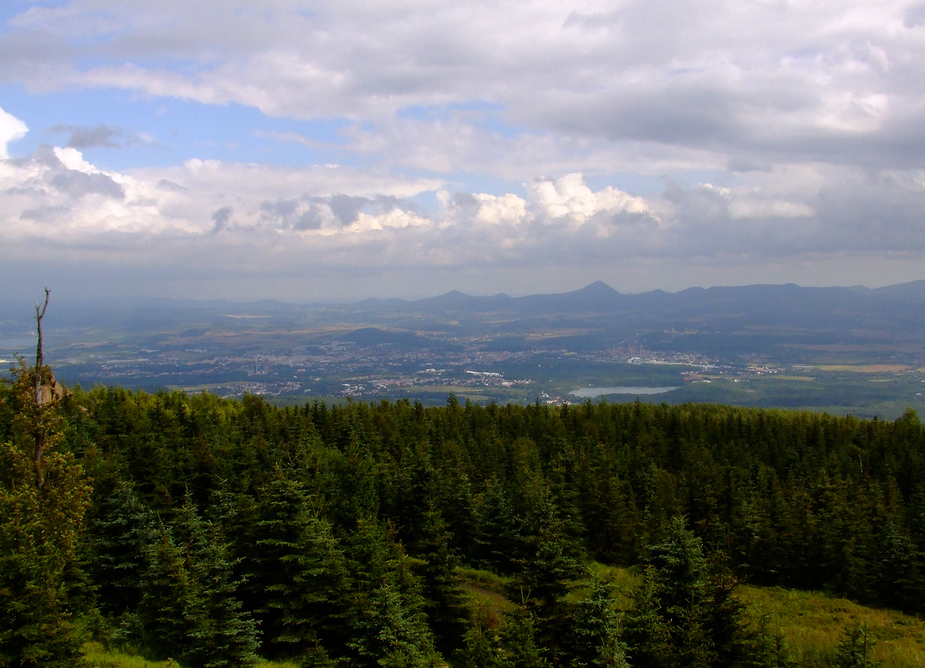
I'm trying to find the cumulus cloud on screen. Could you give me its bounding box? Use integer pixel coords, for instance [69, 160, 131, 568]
[3, 140, 921, 275]
[211, 205, 233, 233]
[0, 107, 28, 159]
[3, 0, 923, 173]
[1, 138, 924, 299]
[528, 173, 651, 223]
[2, 3, 925, 297]
[49, 123, 127, 149]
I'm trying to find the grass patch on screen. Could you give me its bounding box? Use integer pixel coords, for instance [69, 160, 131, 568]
[84, 574, 925, 668]
[572, 568, 925, 668]
[82, 642, 302, 668]
[82, 643, 179, 668]
[739, 586, 925, 668]
[458, 566, 515, 628]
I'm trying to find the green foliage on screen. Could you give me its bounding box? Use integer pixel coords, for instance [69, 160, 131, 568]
[247, 475, 345, 662]
[342, 519, 438, 667]
[833, 625, 880, 668]
[568, 576, 629, 668]
[87, 480, 152, 620]
[175, 499, 259, 668]
[496, 602, 547, 668]
[410, 495, 469, 655]
[136, 520, 199, 660]
[0, 362, 92, 667]
[347, 583, 437, 668]
[458, 602, 503, 668]
[8, 366, 925, 666]
[624, 517, 771, 668]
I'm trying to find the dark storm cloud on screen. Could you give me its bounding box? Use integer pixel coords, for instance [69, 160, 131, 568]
[211, 205, 233, 233]
[329, 194, 367, 225]
[49, 123, 126, 149]
[294, 208, 325, 231]
[20, 205, 70, 222]
[49, 169, 125, 199]
[258, 199, 325, 230]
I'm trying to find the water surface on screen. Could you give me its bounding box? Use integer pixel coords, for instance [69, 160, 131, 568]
[570, 386, 680, 398]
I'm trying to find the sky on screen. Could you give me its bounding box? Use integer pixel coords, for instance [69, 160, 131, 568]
[2, 0, 925, 302]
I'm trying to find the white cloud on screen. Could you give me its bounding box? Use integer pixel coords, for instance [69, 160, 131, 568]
[7, 143, 914, 273]
[0, 107, 28, 159]
[2, 2, 925, 298]
[528, 173, 651, 223]
[472, 193, 527, 227]
[728, 198, 815, 220]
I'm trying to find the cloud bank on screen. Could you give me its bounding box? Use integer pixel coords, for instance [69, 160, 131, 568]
[1, 1, 925, 299]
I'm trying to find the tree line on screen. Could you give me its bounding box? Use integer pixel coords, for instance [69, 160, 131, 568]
[3, 359, 920, 666]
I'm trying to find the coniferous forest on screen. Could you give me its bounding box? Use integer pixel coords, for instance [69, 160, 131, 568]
[3, 357, 925, 667]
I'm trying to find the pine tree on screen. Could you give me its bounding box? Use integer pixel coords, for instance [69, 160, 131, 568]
[87, 480, 153, 621]
[833, 625, 880, 668]
[623, 516, 766, 668]
[497, 602, 546, 668]
[137, 518, 200, 661]
[507, 477, 582, 662]
[411, 494, 469, 656]
[348, 583, 437, 668]
[459, 601, 502, 668]
[175, 499, 260, 668]
[0, 355, 92, 667]
[568, 576, 629, 668]
[248, 475, 348, 661]
[342, 518, 438, 668]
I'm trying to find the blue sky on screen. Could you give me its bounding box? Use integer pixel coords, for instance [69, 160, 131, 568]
[2, 0, 925, 302]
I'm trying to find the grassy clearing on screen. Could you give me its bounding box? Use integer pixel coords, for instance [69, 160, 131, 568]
[458, 566, 515, 629]
[85, 572, 925, 668]
[739, 586, 925, 668]
[82, 642, 299, 668]
[460, 566, 925, 668]
[82, 643, 177, 668]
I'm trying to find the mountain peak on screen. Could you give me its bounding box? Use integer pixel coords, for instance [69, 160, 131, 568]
[576, 280, 619, 295]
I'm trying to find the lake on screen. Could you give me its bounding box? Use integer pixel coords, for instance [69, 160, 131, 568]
[570, 386, 680, 398]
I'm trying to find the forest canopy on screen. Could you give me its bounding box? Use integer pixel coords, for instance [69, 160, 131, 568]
[2, 355, 923, 666]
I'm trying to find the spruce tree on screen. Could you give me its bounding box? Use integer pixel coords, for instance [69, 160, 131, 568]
[0, 357, 92, 667]
[342, 518, 437, 668]
[507, 477, 581, 662]
[497, 602, 546, 668]
[624, 516, 766, 668]
[411, 494, 469, 656]
[87, 480, 153, 622]
[248, 475, 348, 661]
[833, 625, 880, 668]
[137, 518, 200, 661]
[175, 499, 260, 668]
[459, 601, 502, 668]
[568, 576, 629, 668]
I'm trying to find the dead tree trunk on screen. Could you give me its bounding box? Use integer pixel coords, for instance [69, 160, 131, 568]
[33, 288, 49, 489]
[34, 287, 49, 405]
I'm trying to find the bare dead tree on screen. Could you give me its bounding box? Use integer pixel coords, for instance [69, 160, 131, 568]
[33, 287, 50, 489]
[34, 287, 50, 406]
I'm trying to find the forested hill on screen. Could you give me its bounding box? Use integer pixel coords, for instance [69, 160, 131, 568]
[3, 361, 925, 666]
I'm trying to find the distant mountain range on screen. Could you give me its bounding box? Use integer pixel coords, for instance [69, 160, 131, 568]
[5, 279, 925, 318]
[408, 279, 925, 312]
[3, 280, 925, 360]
